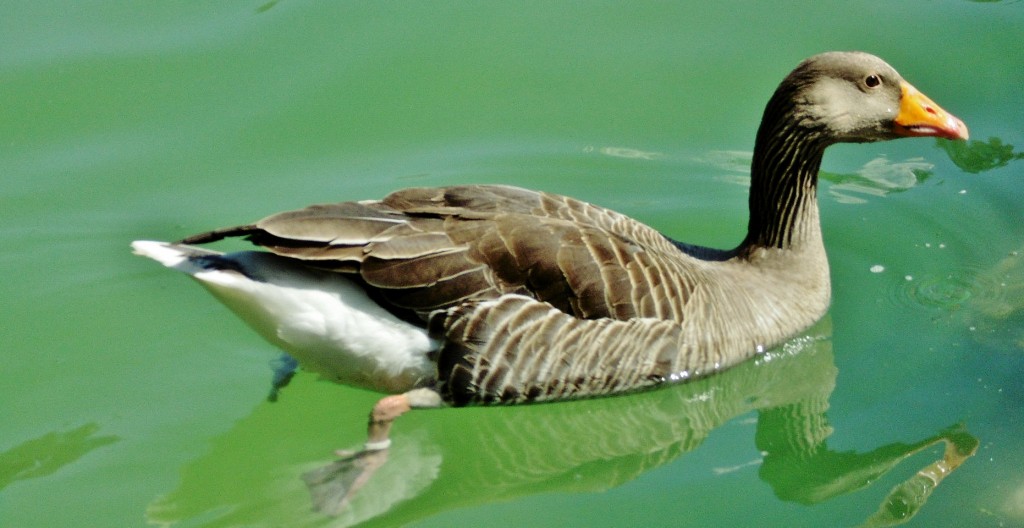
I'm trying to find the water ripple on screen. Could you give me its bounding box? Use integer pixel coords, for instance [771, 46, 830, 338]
[879, 251, 1024, 350]
[894, 270, 984, 310]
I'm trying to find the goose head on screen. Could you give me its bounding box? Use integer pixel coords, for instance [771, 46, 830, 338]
[746, 52, 968, 251]
[766, 51, 969, 145]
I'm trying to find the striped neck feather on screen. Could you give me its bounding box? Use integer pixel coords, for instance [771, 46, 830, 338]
[742, 90, 829, 252]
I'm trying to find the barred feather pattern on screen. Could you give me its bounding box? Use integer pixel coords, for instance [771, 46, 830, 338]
[432, 295, 739, 405]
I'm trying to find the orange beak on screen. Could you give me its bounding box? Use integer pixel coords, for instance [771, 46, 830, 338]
[894, 81, 969, 140]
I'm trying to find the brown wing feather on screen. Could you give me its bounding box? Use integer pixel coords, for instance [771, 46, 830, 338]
[179, 184, 696, 323]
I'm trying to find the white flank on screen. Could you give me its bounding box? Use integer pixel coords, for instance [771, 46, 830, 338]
[131, 240, 438, 393]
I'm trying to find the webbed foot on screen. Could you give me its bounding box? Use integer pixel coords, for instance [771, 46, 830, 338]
[267, 354, 298, 402]
[302, 448, 390, 515]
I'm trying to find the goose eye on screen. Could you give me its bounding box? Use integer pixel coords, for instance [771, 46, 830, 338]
[865, 74, 881, 88]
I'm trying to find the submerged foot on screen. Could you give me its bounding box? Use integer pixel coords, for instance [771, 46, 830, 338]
[302, 448, 390, 515]
[309, 388, 443, 514]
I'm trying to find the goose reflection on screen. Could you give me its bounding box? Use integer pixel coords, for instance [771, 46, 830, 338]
[937, 136, 1024, 174]
[301, 318, 976, 527]
[144, 318, 975, 527]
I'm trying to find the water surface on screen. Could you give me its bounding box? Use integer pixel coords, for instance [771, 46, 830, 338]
[2, 2, 1023, 527]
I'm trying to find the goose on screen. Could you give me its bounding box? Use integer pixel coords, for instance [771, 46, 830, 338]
[133, 51, 967, 451]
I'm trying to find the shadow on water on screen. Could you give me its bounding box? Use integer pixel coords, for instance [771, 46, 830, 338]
[0, 424, 119, 491]
[145, 318, 977, 527]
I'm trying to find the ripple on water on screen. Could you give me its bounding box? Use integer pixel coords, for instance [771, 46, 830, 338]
[881, 251, 1024, 350]
[893, 270, 987, 310]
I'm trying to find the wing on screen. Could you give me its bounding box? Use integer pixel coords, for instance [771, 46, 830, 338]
[180, 184, 700, 322]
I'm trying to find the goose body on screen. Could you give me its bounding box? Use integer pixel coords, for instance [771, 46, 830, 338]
[132, 184, 829, 402]
[134, 52, 967, 439]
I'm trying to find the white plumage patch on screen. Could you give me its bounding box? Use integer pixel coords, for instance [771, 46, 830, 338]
[132, 240, 438, 393]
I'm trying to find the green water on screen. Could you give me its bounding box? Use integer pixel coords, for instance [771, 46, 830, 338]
[3, 2, 1023, 527]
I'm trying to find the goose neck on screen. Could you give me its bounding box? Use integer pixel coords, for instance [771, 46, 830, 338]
[742, 103, 829, 253]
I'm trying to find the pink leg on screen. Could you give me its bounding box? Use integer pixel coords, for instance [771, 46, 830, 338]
[349, 388, 443, 454]
[364, 394, 412, 449]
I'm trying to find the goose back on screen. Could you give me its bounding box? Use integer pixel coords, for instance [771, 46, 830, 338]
[185, 185, 722, 324]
